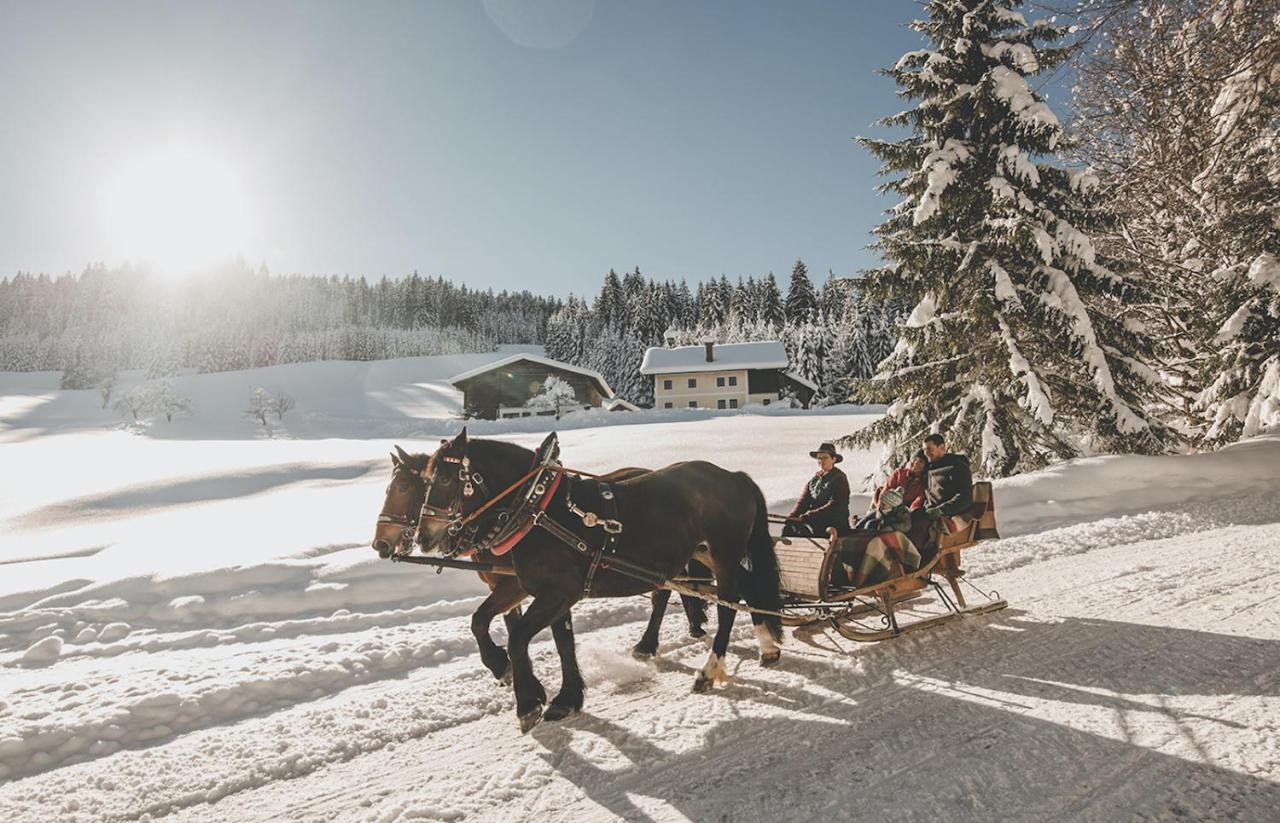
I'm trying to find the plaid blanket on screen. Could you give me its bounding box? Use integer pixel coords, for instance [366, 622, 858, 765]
[973, 482, 999, 539]
[836, 529, 921, 587]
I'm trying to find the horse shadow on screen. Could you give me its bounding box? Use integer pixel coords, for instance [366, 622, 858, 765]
[528, 613, 1280, 821]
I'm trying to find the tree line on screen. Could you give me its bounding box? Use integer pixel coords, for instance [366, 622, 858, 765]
[0, 261, 559, 385]
[543, 264, 900, 407]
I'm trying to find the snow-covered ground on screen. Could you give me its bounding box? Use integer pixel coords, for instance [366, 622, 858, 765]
[2, 352, 1278, 821]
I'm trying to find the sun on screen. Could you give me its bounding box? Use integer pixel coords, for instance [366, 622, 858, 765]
[96, 138, 257, 275]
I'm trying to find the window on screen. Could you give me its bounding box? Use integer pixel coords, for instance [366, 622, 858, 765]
[717, 399, 726, 409]
[688, 400, 697, 408]
[729, 398, 738, 409]
[687, 378, 697, 388]
[728, 375, 738, 386]
[663, 379, 672, 390]
[663, 402, 673, 409]
[716, 376, 725, 387]
[762, 398, 771, 406]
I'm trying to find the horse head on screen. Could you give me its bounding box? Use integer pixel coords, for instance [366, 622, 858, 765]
[371, 444, 429, 558]
[414, 429, 557, 556]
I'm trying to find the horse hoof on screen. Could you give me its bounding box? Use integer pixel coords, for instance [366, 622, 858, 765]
[689, 626, 707, 639]
[544, 703, 579, 722]
[631, 645, 656, 660]
[692, 674, 713, 693]
[518, 704, 544, 734]
[760, 651, 781, 668]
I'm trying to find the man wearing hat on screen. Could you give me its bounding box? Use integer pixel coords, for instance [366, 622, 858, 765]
[784, 442, 852, 537]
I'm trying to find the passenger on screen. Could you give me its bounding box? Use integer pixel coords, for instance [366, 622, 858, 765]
[783, 442, 851, 538]
[854, 449, 927, 531]
[910, 433, 974, 557]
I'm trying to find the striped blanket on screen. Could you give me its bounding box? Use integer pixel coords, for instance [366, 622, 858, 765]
[837, 529, 921, 588]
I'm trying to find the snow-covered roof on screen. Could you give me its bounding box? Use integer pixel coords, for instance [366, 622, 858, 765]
[448, 354, 614, 399]
[640, 341, 788, 375]
[604, 398, 640, 412]
[783, 371, 819, 393]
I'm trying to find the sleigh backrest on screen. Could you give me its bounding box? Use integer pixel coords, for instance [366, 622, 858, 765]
[971, 481, 999, 540]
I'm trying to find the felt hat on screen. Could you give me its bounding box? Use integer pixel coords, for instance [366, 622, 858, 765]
[808, 442, 843, 463]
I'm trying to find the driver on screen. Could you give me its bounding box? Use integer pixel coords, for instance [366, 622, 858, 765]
[783, 442, 851, 537]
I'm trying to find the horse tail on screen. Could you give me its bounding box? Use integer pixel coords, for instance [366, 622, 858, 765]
[738, 472, 783, 643]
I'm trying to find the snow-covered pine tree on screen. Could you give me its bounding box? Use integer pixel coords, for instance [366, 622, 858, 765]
[595, 270, 626, 328]
[1190, 3, 1280, 444]
[1070, 0, 1279, 441]
[785, 260, 818, 324]
[847, 0, 1172, 476]
[760, 273, 786, 329]
[698, 277, 726, 327]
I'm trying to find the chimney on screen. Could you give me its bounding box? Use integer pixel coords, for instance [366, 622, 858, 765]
[704, 341, 714, 362]
[663, 327, 678, 349]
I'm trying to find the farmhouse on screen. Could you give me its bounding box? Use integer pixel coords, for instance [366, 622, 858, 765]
[448, 353, 613, 419]
[640, 338, 815, 410]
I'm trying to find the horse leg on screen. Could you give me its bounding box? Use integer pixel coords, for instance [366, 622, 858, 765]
[693, 563, 743, 693]
[508, 591, 578, 734]
[471, 578, 525, 681]
[694, 602, 736, 693]
[632, 589, 672, 658]
[681, 559, 711, 637]
[544, 610, 585, 721]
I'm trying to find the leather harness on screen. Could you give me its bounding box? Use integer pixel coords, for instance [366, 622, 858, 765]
[418, 448, 664, 595]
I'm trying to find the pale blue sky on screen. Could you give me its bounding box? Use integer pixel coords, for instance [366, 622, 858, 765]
[2, 1, 963, 295]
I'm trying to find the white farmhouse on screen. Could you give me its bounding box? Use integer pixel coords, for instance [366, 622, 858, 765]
[640, 337, 817, 410]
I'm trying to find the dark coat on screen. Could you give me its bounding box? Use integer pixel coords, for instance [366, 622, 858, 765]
[924, 453, 973, 517]
[789, 466, 851, 531]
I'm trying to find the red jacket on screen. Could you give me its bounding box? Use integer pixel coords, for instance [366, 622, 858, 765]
[875, 466, 926, 510]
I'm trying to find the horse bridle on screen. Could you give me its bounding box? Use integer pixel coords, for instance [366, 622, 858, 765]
[377, 465, 430, 555]
[418, 450, 569, 558]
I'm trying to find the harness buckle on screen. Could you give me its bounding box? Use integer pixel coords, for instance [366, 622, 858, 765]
[602, 519, 623, 535]
[463, 481, 474, 497]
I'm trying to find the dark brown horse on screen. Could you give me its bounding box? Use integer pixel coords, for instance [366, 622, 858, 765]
[372, 446, 706, 682]
[413, 430, 783, 732]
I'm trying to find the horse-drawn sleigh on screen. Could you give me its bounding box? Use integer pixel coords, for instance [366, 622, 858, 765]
[372, 430, 1005, 732]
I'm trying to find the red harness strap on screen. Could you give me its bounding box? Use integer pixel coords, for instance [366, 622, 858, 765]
[487, 469, 563, 557]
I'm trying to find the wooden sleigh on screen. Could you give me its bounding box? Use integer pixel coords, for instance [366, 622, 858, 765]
[766, 481, 1006, 641]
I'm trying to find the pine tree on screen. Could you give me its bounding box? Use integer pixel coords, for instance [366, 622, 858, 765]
[760, 273, 786, 329]
[595, 269, 626, 328]
[785, 260, 818, 324]
[847, 0, 1172, 476]
[1071, 0, 1279, 441]
[1190, 4, 1280, 444]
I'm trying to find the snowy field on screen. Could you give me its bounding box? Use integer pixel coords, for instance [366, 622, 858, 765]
[2, 351, 1279, 821]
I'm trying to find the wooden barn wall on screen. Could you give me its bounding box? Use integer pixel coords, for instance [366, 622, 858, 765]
[458, 362, 606, 418]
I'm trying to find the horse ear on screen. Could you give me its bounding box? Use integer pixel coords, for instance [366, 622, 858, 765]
[537, 431, 560, 463]
[455, 427, 469, 447]
[390, 451, 400, 466]
[394, 444, 411, 463]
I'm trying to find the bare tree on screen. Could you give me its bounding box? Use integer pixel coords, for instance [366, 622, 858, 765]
[268, 392, 295, 421]
[246, 388, 272, 435]
[112, 385, 154, 422]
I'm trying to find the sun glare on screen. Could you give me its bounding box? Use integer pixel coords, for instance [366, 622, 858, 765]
[96, 139, 257, 275]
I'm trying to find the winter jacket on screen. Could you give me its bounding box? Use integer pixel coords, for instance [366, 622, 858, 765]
[790, 466, 851, 531]
[874, 466, 927, 511]
[924, 453, 973, 517]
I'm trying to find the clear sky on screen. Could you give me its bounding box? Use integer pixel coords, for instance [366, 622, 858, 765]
[1, 0, 939, 296]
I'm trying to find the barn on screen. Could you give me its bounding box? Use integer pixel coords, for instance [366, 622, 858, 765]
[447, 353, 614, 419]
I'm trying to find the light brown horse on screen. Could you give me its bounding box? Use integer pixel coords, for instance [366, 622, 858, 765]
[373, 446, 705, 681]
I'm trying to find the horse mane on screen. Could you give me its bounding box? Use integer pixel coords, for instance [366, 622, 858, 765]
[469, 437, 535, 469]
